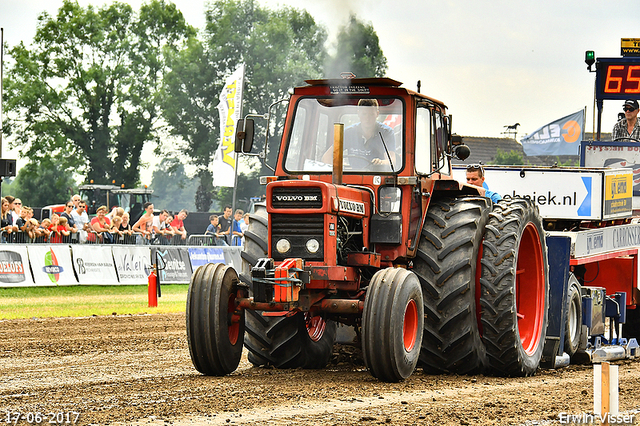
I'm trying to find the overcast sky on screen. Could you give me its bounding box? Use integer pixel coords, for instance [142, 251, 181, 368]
[1, 0, 637, 182]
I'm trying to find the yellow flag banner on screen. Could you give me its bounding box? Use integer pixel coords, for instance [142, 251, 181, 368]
[213, 64, 245, 187]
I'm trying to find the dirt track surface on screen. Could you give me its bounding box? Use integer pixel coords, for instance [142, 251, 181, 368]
[1, 313, 640, 426]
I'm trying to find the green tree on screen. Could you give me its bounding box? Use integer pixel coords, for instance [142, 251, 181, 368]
[162, 0, 328, 210]
[10, 157, 77, 207]
[491, 148, 525, 165]
[211, 168, 265, 212]
[325, 14, 388, 78]
[148, 157, 198, 213]
[3, 0, 194, 188]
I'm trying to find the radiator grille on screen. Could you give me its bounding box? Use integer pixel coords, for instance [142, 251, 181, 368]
[270, 214, 324, 261]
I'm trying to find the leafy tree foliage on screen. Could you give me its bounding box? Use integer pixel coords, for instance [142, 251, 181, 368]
[8, 157, 76, 207]
[3, 0, 194, 188]
[325, 14, 388, 78]
[211, 167, 265, 213]
[162, 0, 329, 210]
[148, 157, 198, 213]
[491, 148, 525, 165]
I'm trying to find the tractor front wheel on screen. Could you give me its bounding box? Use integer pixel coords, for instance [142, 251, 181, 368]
[362, 268, 424, 382]
[186, 263, 244, 375]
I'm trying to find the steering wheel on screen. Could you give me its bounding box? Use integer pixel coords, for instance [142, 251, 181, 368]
[343, 154, 374, 170]
[614, 137, 640, 143]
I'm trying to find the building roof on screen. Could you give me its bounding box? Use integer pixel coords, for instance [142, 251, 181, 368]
[451, 133, 612, 167]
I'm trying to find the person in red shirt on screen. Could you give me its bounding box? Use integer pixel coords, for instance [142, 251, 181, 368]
[170, 209, 188, 242]
[90, 205, 114, 243]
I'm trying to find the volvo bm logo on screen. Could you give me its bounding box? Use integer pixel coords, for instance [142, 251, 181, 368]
[274, 195, 319, 202]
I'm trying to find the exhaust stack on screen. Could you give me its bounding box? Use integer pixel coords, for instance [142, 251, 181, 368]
[333, 123, 344, 185]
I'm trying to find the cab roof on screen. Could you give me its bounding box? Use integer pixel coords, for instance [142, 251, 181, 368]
[299, 77, 446, 107]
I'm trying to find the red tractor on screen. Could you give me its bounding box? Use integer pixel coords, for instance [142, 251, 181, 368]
[186, 77, 548, 381]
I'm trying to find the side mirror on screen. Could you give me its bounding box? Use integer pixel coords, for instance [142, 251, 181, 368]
[235, 118, 255, 153]
[451, 134, 463, 145]
[452, 144, 470, 161]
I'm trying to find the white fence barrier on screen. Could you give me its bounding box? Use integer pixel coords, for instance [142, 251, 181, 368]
[0, 245, 243, 287]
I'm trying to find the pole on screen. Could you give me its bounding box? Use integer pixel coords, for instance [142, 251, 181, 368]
[1, 28, 4, 196]
[231, 65, 245, 218]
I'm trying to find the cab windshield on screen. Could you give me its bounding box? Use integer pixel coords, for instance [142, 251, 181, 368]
[283, 97, 404, 173]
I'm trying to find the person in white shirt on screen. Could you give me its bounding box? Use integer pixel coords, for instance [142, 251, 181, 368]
[70, 201, 91, 243]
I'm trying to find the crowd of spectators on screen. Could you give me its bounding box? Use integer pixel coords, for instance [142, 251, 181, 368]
[204, 205, 249, 246]
[0, 195, 199, 246]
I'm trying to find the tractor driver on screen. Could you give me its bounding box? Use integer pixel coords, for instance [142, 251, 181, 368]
[322, 99, 396, 171]
[466, 164, 502, 203]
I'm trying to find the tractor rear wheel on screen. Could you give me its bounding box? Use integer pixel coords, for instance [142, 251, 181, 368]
[186, 263, 244, 376]
[480, 198, 549, 377]
[240, 203, 268, 285]
[244, 311, 336, 369]
[564, 274, 582, 357]
[414, 197, 489, 374]
[623, 306, 640, 339]
[362, 268, 424, 382]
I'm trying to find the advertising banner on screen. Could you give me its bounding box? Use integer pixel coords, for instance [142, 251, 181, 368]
[28, 245, 77, 286]
[71, 245, 119, 285]
[188, 246, 242, 271]
[0, 246, 34, 287]
[112, 246, 152, 285]
[212, 64, 245, 187]
[581, 141, 640, 196]
[521, 110, 584, 156]
[154, 247, 193, 284]
[452, 166, 633, 220]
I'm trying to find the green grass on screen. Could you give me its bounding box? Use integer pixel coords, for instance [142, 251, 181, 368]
[0, 284, 189, 320]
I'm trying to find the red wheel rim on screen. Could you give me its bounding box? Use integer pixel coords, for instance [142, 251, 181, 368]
[516, 222, 545, 356]
[305, 313, 326, 342]
[403, 299, 419, 352]
[228, 293, 240, 345]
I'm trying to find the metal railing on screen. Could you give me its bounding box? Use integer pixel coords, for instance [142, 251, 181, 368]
[0, 230, 194, 245]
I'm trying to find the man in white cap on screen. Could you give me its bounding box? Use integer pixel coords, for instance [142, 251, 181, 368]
[612, 99, 640, 141]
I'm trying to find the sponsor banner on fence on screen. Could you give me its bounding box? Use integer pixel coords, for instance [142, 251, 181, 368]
[28, 245, 77, 286]
[188, 246, 242, 271]
[154, 248, 192, 284]
[112, 246, 152, 285]
[71, 245, 119, 285]
[0, 246, 34, 287]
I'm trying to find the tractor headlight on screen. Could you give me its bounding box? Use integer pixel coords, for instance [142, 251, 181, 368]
[276, 238, 291, 254]
[305, 238, 320, 254]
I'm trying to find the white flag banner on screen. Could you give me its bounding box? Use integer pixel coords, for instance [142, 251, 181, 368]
[213, 64, 245, 187]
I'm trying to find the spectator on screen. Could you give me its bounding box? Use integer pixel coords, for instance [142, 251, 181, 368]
[151, 210, 171, 245]
[218, 205, 233, 245]
[241, 212, 250, 245]
[132, 202, 154, 244]
[232, 209, 244, 246]
[107, 206, 124, 222]
[7, 197, 22, 230]
[205, 215, 227, 246]
[170, 209, 188, 242]
[71, 194, 82, 210]
[1, 198, 13, 242]
[120, 212, 133, 235]
[71, 200, 90, 243]
[91, 205, 115, 243]
[111, 216, 124, 241]
[37, 218, 52, 240]
[51, 216, 71, 243]
[26, 218, 39, 240]
[60, 201, 79, 234]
